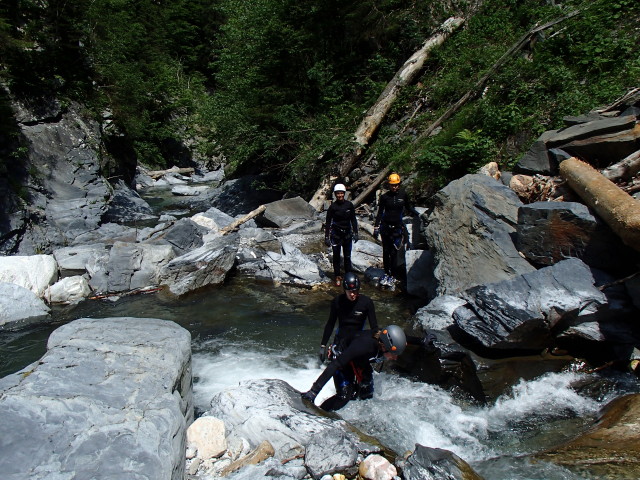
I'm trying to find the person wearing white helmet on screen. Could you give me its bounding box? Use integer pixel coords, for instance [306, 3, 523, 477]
[325, 183, 358, 287]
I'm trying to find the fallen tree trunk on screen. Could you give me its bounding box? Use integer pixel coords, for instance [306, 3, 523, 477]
[560, 157, 640, 252]
[308, 16, 465, 211]
[415, 9, 581, 143]
[148, 166, 195, 179]
[352, 167, 390, 208]
[601, 149, 640, 182]
[220, 204, 266, 235]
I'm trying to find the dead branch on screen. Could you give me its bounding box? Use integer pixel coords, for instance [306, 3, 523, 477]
[220, 204, 266, 235]
[147, 166, 195, 179]
[601, 149, 640, 182]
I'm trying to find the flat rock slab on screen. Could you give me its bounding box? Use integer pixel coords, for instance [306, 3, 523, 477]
[0, 317, 193, 480]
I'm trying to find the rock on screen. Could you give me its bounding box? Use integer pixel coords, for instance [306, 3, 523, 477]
[423, 174, 535, 295]
[53, 244, 108, 273]
[258, 242, 325, 286]
[358, 453, 397, 480]
[210, 175, 283, 216]
[412, 295, 467, 331]
[305, 430, 359, 479]
[87, 242, 175, 294]
[103, 179, 156, 223]
[351, 240, 383, 273]
[71, 222, 138, 246]
[207, 379, 370, 462]
[259, 196, 318, 228]
[400, 444, 484, 480]
[45, 275, 92, 304]
[516, 201, 636, 272]
[186, 416, 227, 460]
[405, 249, 436, 299]
[146, 217, 208, 255]
[453, 259, 607, 351]
[0, 254, 58, 297]
[0, 283, 50, 328]
[159, 235, 238, 296]
[535, 393, 640, 478]
[0, 317, 193, 480]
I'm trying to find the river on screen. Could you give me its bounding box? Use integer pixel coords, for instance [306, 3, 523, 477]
[1, 275, 638, 480]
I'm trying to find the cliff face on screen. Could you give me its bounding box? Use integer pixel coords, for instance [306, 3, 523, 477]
[0, 96, 112, 255]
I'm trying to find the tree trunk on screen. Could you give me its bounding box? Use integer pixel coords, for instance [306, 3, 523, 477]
[220, 204, 266, 235]
[308, 17, 465, 211]
[560, 157, 640, 252]
[147, 166, 195, 179]
[601, 149, 640, 182]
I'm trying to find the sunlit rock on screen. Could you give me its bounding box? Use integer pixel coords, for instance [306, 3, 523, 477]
[0, 282, 50, 327]
[0, 254, 58, 297]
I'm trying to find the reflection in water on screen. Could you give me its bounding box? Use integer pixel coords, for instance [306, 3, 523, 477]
[1, 277, 637, 479]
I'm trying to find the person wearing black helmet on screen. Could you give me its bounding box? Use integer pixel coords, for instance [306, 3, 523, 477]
[301, 325, 410, 410]
[325, 183, 359, 287]
[373, 173, 419, 288]
[316, 272, 378, 409]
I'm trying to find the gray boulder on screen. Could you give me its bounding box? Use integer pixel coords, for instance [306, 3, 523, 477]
[103, 179, 156, 223]
[516, 201, 636, 272]
[259, 197, 317, 228]
[400, 444, 484, 480]
[87, 241, 175, 294]
[0, 317, 193, 480]
[0, 283, 50, 328]
[71, 222, 138, 246]
[207, 378, 377, 471]
[0, 254, 58, 297]
[53, 243, 108, 273]
[453, 259, 607, 351]
[423, 174, 535, 295]
[405, 249, 436, 299]
[159, 235, 238, 296]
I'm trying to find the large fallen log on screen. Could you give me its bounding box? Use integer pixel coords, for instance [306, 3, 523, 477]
[560, 157, 640, 252]
[308, 17, 465, 211]
[220, 204, 266, 235]
[148, 166, 195, 179]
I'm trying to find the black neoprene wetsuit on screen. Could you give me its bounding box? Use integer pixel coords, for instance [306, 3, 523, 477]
[374, 189, 418, 277]
[325, 199, 358, 278]
[310, 330, 381, 395]
[320, 293, 378, 347]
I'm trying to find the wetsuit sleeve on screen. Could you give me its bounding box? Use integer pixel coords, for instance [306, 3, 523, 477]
[374, 194, 386, 228]
[320, 297, 339, 346]
[349, 201, 358, 233]
[366, 297, 378, 334]
[325, 204, 334, 234]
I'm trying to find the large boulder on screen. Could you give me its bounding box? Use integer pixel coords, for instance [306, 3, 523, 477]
[423, 174, 535, 295]
[400, 444, 484, 480]
[103, 179, 156, 223]
[0, 317, 193, 480]
[258, 197, 318, 228]
[0, 254, 58, 297]
[516, 201, 637, 273]
[453, 259, 607, 351]
[0, 282, 50, 328]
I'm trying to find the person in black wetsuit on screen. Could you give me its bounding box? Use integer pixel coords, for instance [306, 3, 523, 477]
[325, 183, 358, 287]
[302, 325, 411, 410]
[373, 173, 419, 287]
[316, 272, 378, 409]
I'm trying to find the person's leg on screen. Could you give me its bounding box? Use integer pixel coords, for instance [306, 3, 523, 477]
[342, 237, 353, 273]
[320, 367, 355, 411]
[331, 243, 342, 279]
[381, 234, 394, 276]
[357, 362, 374, 400]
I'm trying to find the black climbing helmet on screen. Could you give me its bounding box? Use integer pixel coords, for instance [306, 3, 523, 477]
[380, 325, 407, 355]
[343, 272, 360, 292]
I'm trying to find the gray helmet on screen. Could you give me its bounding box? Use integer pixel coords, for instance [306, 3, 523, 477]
[343, 272, 360, 292]
[380, 325, 407, 355]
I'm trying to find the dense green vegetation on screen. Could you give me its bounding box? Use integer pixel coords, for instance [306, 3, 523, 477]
[1, 0, 638, 199]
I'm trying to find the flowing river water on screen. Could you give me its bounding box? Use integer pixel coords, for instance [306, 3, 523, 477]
[1, 185, 639, 479]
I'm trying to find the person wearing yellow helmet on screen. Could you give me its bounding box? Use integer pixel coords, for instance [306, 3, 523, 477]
[373, 173, 419, 287]
[325, 183, 359, 286]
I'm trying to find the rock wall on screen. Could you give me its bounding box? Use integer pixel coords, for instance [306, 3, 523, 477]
[0, 317, 193, 480]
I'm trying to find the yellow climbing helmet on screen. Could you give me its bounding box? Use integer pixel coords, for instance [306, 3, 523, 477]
[388, 173, 401, 185]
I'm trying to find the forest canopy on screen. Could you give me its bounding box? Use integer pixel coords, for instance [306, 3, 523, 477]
[1, 0, 638, 199]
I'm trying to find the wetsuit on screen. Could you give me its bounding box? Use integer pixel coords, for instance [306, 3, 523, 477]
[310, 330, 382, 410]
[374, 189, 418, 278]
[321, 293, 378, 348]
[325, 199, 358, 278]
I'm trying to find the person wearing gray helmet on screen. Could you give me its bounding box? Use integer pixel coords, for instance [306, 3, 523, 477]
[301, 325, 409, 409]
